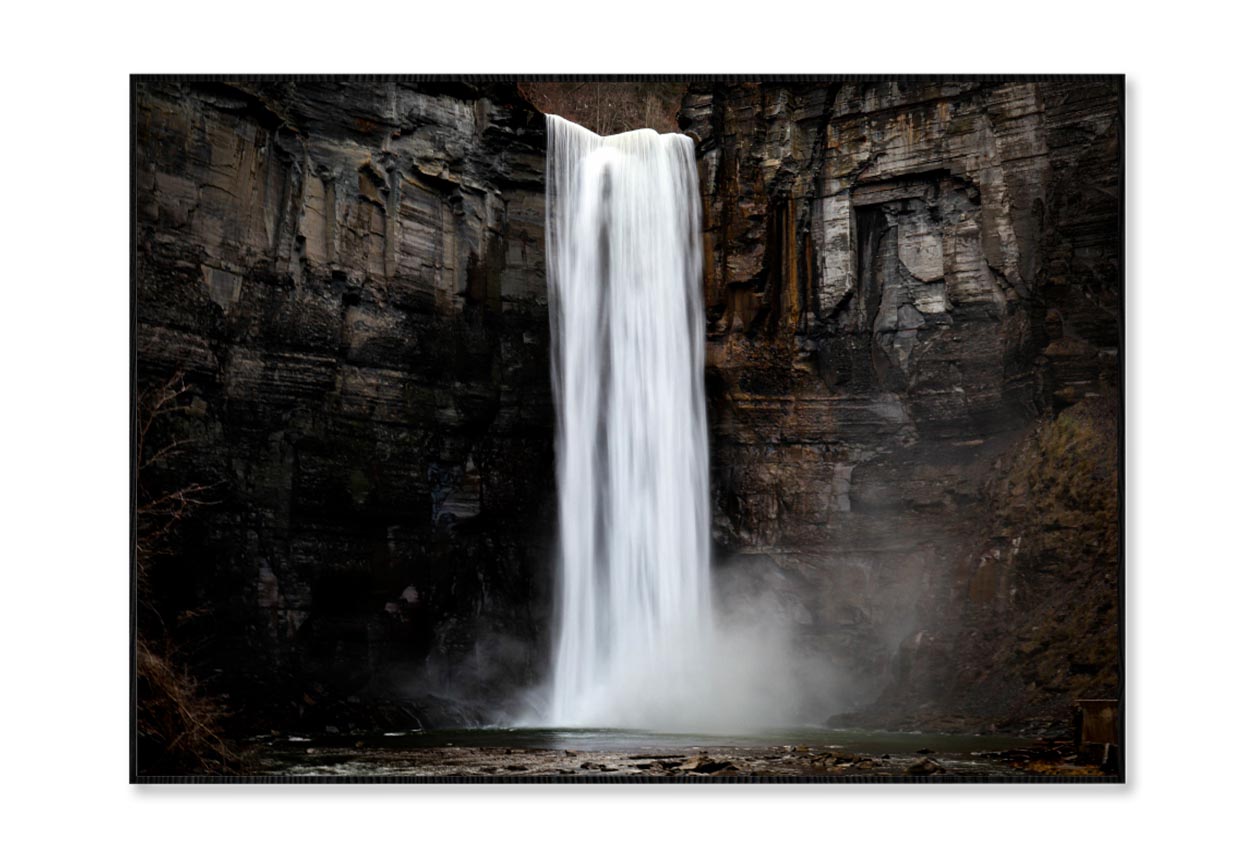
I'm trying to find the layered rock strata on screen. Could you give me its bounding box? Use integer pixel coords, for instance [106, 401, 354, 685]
[134, 80, 553, 728]
[134, 79, 1123, 736]
[679, 80, 1121, 730]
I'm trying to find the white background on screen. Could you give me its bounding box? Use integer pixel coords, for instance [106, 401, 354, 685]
[1, 2, 1247, 849]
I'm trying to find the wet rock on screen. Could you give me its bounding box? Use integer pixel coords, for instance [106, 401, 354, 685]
[907, 757, 947, 775]
[679, 756, 736, 774]
[811, 750, 859, 768]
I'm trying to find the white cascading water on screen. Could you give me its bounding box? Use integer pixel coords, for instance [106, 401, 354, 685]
[544, 114, 713, 728]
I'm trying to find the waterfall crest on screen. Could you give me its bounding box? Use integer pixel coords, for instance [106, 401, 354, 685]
[544, 114, 712, 727]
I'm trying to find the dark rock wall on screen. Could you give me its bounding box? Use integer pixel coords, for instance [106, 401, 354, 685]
[134, 78, 1122, 736]
[680, 81, 1121, 731]
[134, 81, 553, 728]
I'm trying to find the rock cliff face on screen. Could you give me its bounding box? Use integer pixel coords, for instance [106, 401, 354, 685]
[134, 80, 553, 728]
[135, 78, 1122, 737]
[680, 81, 1121, 731]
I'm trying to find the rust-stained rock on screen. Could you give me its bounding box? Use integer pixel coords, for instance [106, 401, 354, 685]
[681, 80, 1122, 731]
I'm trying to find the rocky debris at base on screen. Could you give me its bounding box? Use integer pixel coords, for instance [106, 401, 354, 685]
[248, 739, 1122, 780]
[971, 739, 1114, 776]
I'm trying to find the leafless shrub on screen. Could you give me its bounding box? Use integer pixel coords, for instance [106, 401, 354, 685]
[135, 372, 221, 594]
[134, 371, 241, 775]
[136, 636, 241, 775]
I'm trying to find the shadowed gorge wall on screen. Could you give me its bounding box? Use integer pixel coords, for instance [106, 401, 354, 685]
[134, 79, 1122, 740]
[681, 81, 1121, 732]
[134, 81, 554, 730]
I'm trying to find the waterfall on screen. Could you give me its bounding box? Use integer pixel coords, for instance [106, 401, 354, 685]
[544, 114, 712, 728]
